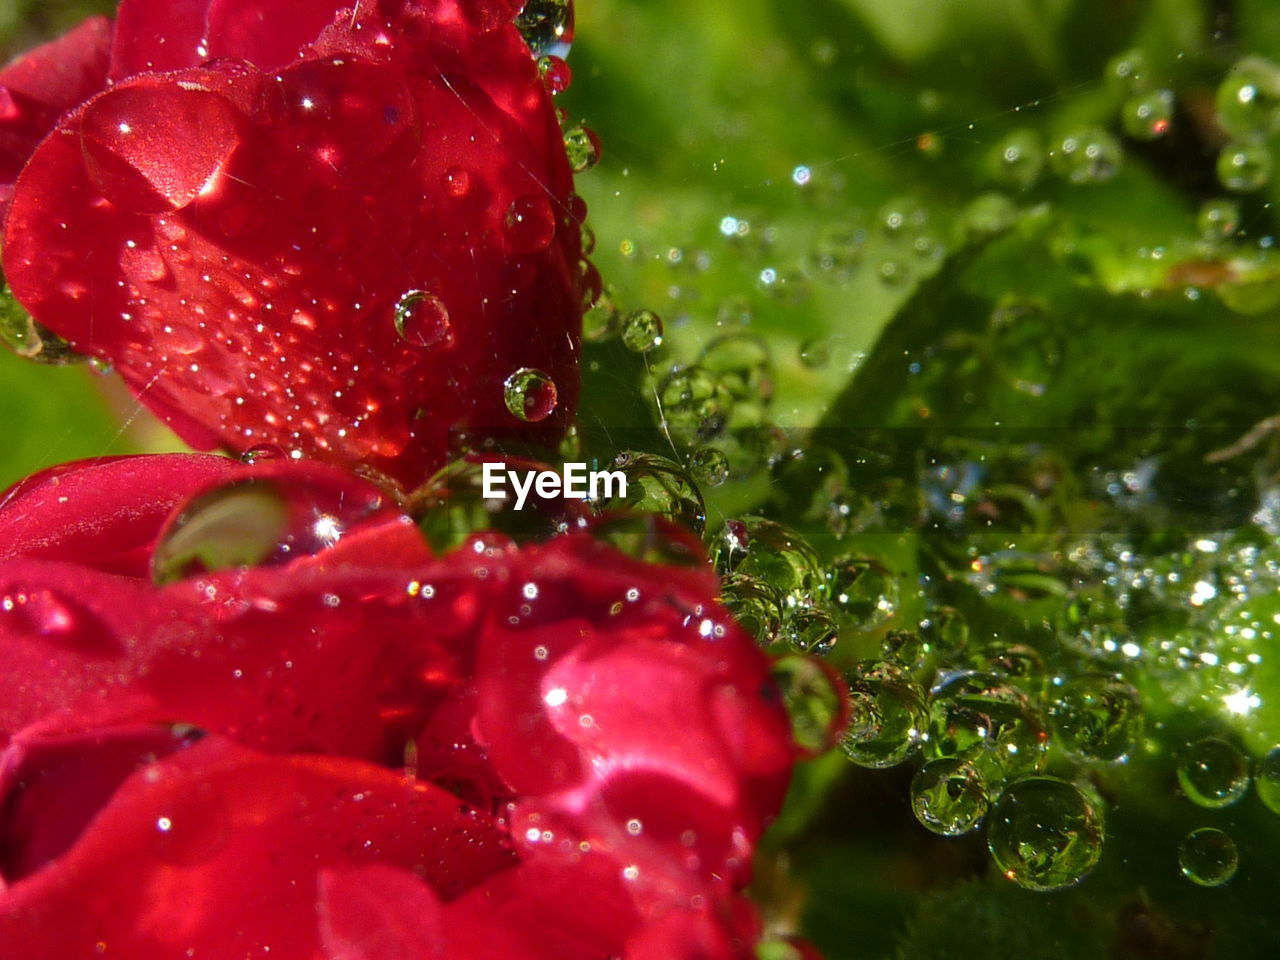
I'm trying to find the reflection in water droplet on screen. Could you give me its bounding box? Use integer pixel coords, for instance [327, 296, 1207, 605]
[537, 55, 572, 94]
[840, 662, 927, 768]
[1050, 674, 1142, 763]
[394, 290, 452, 348]
[688, 446, 730, 487]
[784, 607, 839, 658]
[516, 0, 575, 59]
[1178, 827, 1238, 887]
[712, 517, 825, 612]
[1177, 737, 1250, 808]
[1051, 127, 1123, 185]
[771, 654, 846, 756]
[987, 777, 1104, 892]
[829, 556, 899, 631]
[596, 451, 705, 533]
[562, 124, 601, 173]
[151, 473, 386, 584]
[503, 367, 558, 422]
[911, 758, 989, 836]
[620, 309, 664, 353]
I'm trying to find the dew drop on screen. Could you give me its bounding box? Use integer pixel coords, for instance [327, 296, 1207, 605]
[987, 777, 1104, 891]
[562, 123, 601, 173]
[840, 662, 927, 769]
[596, 451, 705, 533]
[503, 194, 557, 254]
[1217, 141, 1273, 193]
[537, 55, 572, 94]
[394, 290, 453, 348]
[1177, 737, 1250, 808]
[503, 367, 558, 422]
[771, 654, 846, 756]
[1178, 828, 1239, 887]
[829, 556, 899, 631]
[516, 0, 575, 59]
[1049, 674, 1142, 763]
[688, 446, 730, 487]
[911, 758, 989, 836]
[620, 309, 664, 353]
[1121, 88, 1174, 140]
[1051, 127, 1123, 184]
[1216, 56, 1280, 139]
[1197, 198, 1241, 242]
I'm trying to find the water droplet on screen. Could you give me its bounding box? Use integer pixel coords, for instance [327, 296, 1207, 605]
[699, 334, 773, 403]
[987, 777, 1104, 892]
[920, 605, 969, 655]
[1050, 675, 1141, 763]
[597, 451, 705, 533]
[537, 55, 572, 94]
[990, 129, 1044, 190]
[808, 224, 866, 276]
[620, 309, 663, 353]
[688, 446, 730, 487]
[1255, 746, 1280, 814]
[584, 513, 702, 569]
[1197, 198, 1242, 242]
[882, 629, 927, 669]
[840, 662, 927, 768]
[80, 82, 244, 213]
[1106, 48, 1150, 89]
[1216, 56, 1280, 139]
[1217, 141, 1272, 193]
[659, 366, 730, 446]
[394, 290, 452, 348]
[719, 573, 785, 645]
[911, 758, 989, 836]
[928, 672, 1048, 782]
[516, 0, 575, 59]
[562, 123, 601, 172]
[799, 338, 831, 369]
[503, 194, 557, 254]
[0, 585, 119, 655]
[1178, 828, 1239, 887]
[151, 471, 388, 584]
[240, 443, 286, 465]
[1177, 737, 1250, 808]
[583, 288, 620, 342]
[1122, 89, 1174, 140]
[502, 367, 558, 422]
[829, 556, 899, 631]
[772, 654, 846, 755]
[712, 518, 825, 611]
[784, 607, 839, 657]
[1051, 128, 1123, 184]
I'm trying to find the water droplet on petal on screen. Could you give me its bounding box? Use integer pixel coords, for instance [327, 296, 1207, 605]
[516, 0, 575, 59]
[394, 290, 453, 348]
[562, 123, 601, 173]
[503, 194, 557, 254]
[537, 55, 572, 94]
[503, 367, 558, 422]
[81, 82, 244, 213]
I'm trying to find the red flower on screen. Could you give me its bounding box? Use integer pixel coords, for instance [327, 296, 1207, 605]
[0, 455, 798, 959]
[0, 0, 583, 489]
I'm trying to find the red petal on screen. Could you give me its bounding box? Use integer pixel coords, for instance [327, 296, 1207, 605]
[0, 454, 236, 577]
[0, 17, 111, 203]
[0, 736, 512, 958]
[206, 0, 345, 69]
[5, 15, 581, 488]
[110, 0, 212, 78]
[318, 863, 445, 960]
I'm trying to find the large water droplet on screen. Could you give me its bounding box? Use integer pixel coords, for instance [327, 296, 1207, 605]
[688, 446, 730, 487]
[987, 777, 1104, 892]
[81, 82, 244, 213]
[928, 672, 1048, 783]
[911, 758, 989, 836]
[394, 290, 453, 348]
[596, 451, 705, 533]
[151, 471, 388, 583]
[771, 654, 846, 756]
[1177, 737, 1250, 808]
[1178, 827, 1239, 887]
[503, 367, 558, 422]
[829, 556, 900, 631]
[1050, 674, 1142, 763]
[516, 0, 575, 59]
[712, 518, 825, 612]
[620, 309, 664, 353]
[840, 662, 927, 768]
